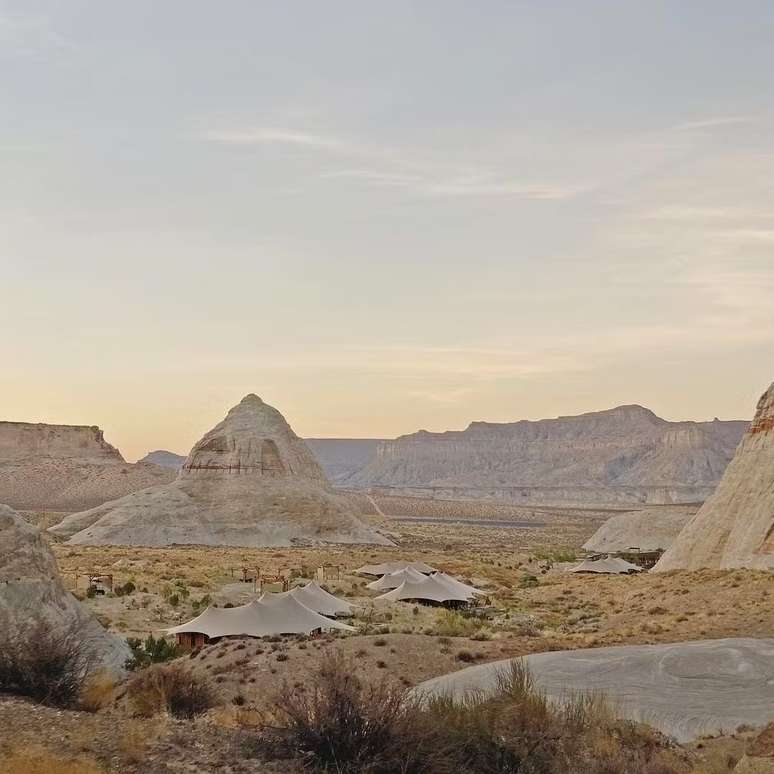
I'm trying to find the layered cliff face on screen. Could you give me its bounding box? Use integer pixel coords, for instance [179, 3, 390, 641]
[50, 395, 391, 547]
[655, 383, 774, 571]
[0, 504, 128, 670]
[0, 422, 175, 511]
[348, 405, 748, 506]
[0, 422, 123, 463]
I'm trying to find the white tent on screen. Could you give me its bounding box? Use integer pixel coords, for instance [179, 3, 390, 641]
[366, 567, 427, 591]
[166, 596, 355, 639]
[569, 557, 643, 574]
[261, 581, 354, 617]
[432, 572, 485, 598]
[356, 560, 436, 577]
[375, 575, 473, 604]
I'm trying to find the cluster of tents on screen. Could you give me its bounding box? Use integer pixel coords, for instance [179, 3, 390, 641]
[357, 560, 486, 605]
[166, 580, 354, 643]
[166, 560, 487, 646]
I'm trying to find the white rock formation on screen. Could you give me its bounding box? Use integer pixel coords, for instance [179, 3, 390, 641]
[0, 504, 128, 669]
[655, 383, 774, 571]
[50, 395, 391, 547]
[583, 505, 698, 553]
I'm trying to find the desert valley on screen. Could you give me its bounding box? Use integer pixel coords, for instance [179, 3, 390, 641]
[1, 384, 773, 773]
[3, 4, 774, 772]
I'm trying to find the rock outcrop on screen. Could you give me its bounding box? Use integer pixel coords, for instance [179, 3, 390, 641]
[348, 405, 748, 506]
[50, 395, 391, 547]
[583, 505, 699, 553]
[0, 422, 176, 511]
[655, 383, 774, 571]
[0, 504, 128, 669]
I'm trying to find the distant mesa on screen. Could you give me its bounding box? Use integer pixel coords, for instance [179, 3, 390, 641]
[346, 404, 749, 507]
[0, 503, 128, 670]
[0, 421, 176, 512]
[50, 394, 392, 548]
[655, 382, 774, 571]
[139, 450, 186, 470]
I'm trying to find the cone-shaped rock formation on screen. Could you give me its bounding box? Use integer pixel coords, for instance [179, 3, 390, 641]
[655, 383, 774, 571]
[50, 395, 391, 547]
[0, 504, 129, 669]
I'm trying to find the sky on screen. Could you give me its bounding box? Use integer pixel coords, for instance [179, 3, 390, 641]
[1, 1, 773, 461]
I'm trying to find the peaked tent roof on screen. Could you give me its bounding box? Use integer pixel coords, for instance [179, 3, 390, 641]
[262, 581, 354, 617]
[357, 560, 436, 577]
[432, 572, 485, 597]
[166, 596, 354, 638]
[367, 567, 427, 591]
[569, 557, 643, 574]
[375, 575, 473, 604]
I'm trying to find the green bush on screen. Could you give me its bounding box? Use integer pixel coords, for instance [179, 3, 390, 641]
[126, 634, 180, 670]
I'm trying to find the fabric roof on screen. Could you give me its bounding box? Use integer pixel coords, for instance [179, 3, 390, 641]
[432, 572, 485, 597]
[166, 596, 355, 638]
[356, 560, 436, 576]
[375, 574, 473, 604]
[569, 557, 644, 574]
[261, 581, 354, 617]
[366, 567, 427, 591]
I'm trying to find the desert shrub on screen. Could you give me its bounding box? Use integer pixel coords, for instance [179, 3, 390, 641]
[433, 609, 478, 638]
[79, 668, 117, 711]
[126, 634, 180, 669]
[127, 662, 217, 718]
[519, 574, 540, 589]
[256, 657, 682, 774]
[0, 620, 98, 708]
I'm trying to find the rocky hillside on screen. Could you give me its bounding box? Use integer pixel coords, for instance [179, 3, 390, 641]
[0, 421, 175, 511]
[138, 450, 186, 469]
[347, 405, 748, 506]
[656, 382, 774, 571]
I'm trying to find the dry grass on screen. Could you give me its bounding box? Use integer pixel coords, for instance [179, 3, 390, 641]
[0, 745, 103, 774]
[127, 662, 218, 718]
[78, 670, 117, 712]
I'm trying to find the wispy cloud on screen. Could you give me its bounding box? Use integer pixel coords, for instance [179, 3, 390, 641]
[204, 126, 590, 200]
[668, 116, 754, 132]
[203, 127, 349, 152]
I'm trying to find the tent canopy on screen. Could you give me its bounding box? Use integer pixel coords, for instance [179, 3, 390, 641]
[166, 595, 355, 639]
[262, 581, 354, 617]
[569, 557, 643, 574]
[432, 572, 485, 597]
[357, 560, 436, 577]
[366, 567, 427, 591]
[376, 574, 473, 604]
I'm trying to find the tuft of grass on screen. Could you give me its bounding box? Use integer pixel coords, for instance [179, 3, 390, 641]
[127, 663, 217, 718]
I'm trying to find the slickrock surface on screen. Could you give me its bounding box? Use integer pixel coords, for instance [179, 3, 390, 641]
[656, 383, 774, 571]
[0, 421, 175, 511]
[348, 405, 748, 506]
[416, 638, 774, 743]
[583, 505, 699, 553]
[0, 504, 128, 669]
[50, 395, 391, 547]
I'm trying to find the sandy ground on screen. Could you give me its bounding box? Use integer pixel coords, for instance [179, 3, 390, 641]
[3, 497, 773, 771]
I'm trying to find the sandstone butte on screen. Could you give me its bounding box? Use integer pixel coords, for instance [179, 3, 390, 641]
[49, 394, 391, 548]
[656, 382, 774, 571]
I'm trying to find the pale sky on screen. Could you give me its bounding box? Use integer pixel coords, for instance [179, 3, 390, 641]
[2, 1, 773, 461]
